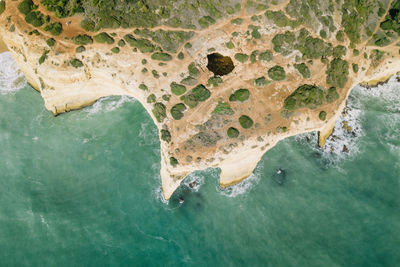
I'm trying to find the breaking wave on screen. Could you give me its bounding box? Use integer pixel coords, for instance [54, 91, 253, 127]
[0, 52, 26, 94]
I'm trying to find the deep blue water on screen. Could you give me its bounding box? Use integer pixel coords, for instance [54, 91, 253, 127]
[0, 52, 399, 266]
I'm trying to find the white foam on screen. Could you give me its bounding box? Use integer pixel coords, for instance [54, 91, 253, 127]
[182, 172, 205, 193]
[0, 52, 26, 94]
[85, 95, 135, 115]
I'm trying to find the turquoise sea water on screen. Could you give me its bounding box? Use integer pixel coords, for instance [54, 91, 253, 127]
[0, 52, 399, 266]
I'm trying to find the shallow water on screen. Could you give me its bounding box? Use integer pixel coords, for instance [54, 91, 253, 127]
[0, 52, 399, 266]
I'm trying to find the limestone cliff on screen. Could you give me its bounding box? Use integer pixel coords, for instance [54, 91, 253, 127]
[1, 0, 400, 199]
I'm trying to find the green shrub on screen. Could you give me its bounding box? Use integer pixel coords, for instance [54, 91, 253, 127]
[25, 11, 45, 27]
[70, 58, 83, 68]
[152, 70, 160, 79]
[124, 34, 155, 53]
[259, 50, 273, 61]
[298, 36, 332, 59]
[229, 89, 250, 102]
[254, 76, 267, 87]
[94, 33, 114, 44]
[319, 111, 327, 121]
[268, 65, 286, 81]
[272, 31, 295, 55]
[320, 30, 327, 39]
[182, 84, 211, 108]
[227, 127, 239, 138]
[199, 16, 215, 28]
[111, 47, 120, 53]
[226, 42, 234, 49]
[251, 28, 261, 39]
[284, 84, 324, 110]
[46, 38, 56, 47]
[139, 84, 148, 91]
[0, 1, 6, 15]
[170, 82, 186, 95]
[44, 22, 63, 36]
[192, 84, 211, 101]
[325, 87, 339, 103]
[38, 51, 49, 64]
[72, 35, 93, 45]
[170, 157, 178, 167]
[147, 94, 156, 103]
[336, 30, 345, 42]
[177, 52, 184, 60]
[188, 62, 200, 77]
[152, 102, 166, 122]
[250, 51, 258, 63]
[18, 0, 35, 15]
[234, 53, 249, 63]
[213, 101, 234, 115]
[118, 40, 125, 47]
[170, 103, 186, 120]
[207, 76, 223, 87]
[180, 76, 197, 86]
[231, 18, 243, 25]
[151, 52, 172, 61]
[161, 129, 171, 142]
[239, 115, 254, 129]
[265, 10, 299, 28]
[294, 63, 310, 79]
[352, 63, 359, 73]
[76, 46, 86, 53]
[80, 19, 95, 31]
[326, 59, 349, 88]
[333, 45, 347, 58]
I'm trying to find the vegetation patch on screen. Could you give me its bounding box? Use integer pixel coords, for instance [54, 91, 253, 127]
[152, 102, 167, 122]
[229, 89, 250, 102]
[170, 157, 178, 167]
[326, 59, 349, 88]
[94, 33, 114, 44]
[188, 62, 200, 77]
[294, 63, 310, 79]
[181, 84, 211, 108]
[161, 129, 171, 143]
[70, 58, 83, 68]
[284, 84, 324, 110]
[227, 127, 239, 138]
[124, 35, 155, 53]
[213, 101, 234, 115]
[234, 53, 249, 63]
[151, 52, 172, 61]
[207, 76, 223, 87]
[325, 87, 339, 103]
[259, 50, 273, 61]
[46, 38, 56, 47]
[44, 22, 63, 36]
[170, 82, 186, 95]
[0, 1, 6, 15]
[254, 76, 267, 87]
[319, 111, 327, 121]
[239, 115, 254, 129]
[18, 0, 36, 15]
[72, 35, 93, 45]
[268, 65, 286, 81]
[170, 103, 186, 120]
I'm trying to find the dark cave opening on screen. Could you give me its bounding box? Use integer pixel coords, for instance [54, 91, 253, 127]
[206, 53, 235, 76]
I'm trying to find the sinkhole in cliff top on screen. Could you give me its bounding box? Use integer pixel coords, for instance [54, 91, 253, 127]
[206, 53, 235, 76]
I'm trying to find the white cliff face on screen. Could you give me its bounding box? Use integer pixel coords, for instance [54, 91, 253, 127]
[1, 3, 400, 200]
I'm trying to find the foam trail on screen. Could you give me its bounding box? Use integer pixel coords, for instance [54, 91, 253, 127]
[0, 52, 26, 94]
[85, 95, 136, 115]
